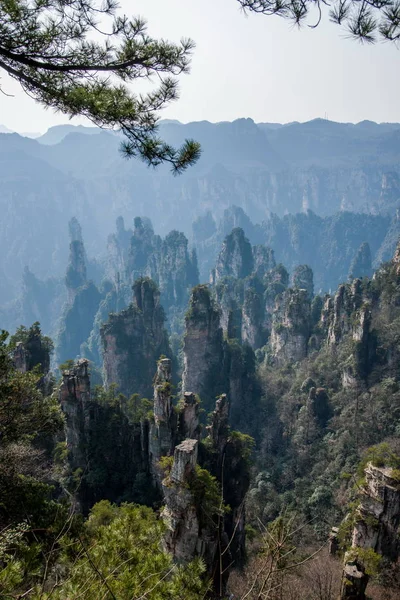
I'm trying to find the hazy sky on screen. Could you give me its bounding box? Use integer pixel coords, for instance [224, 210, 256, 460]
[1, 0, 400, 133]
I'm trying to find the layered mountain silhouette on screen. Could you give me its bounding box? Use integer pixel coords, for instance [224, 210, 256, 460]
[1, 118, 400, 306]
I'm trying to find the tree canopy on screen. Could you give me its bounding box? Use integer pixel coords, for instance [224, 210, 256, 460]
[0, 0, 200, 173]
[238, 0, 400, 43]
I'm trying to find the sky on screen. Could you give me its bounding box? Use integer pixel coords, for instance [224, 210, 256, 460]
[1, 0, 400, 134]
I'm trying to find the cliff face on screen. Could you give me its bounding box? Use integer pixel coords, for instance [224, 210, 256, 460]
[107, 217, 199, 334]
[242, 287, 267, 349]
[159, 230, 199, 309]
[161, 439, 203, 563]
[270, 288, 311, 364]
[101, 278, 171, 398]
[65, 237, 87, 304]
[59, 353, 250, 593]
[57, 281, 101, 364]
[182, 285, 225, 413]
[149, 358, 176, 485]
[341, 462, 400, 600]
[59, 358, 91, 478]
[352, 464, 400, 560]
[212, 227, 254, 283]
[161, 393, 251, 595]
[211, 228, 277, 350]
[13, 325, 51, 375]
[59, 357, 159, 513]
[56, 218, 103, 364]
[349, 242, 372, 281]
[327, 281, 363, 346]
[292, 264, 314, 299]
[106, 216, 133, 285]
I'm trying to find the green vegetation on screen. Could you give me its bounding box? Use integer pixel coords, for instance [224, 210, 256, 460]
[0, 0, 200, 173]
[189, 465, 226, 525]
[238, 0, 400, 43]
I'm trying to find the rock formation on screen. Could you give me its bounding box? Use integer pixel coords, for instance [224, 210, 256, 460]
[59, 357, 158, 512]
[340, 461, 400, 599]
[149, 358, 176, 484]
[57, 281, 101, 364]
[59, 358, 91, 478]
[212, 227, 254, 283]
[252, 245, 276, 279]
[327, 281, 363, 346]
[65, 219, 87, 303]
[121, 219, 199, 323]
[270, 288, 311, 364]
[161, 439, 202, 563]
[214, 277, 243, 341]
[348, 242, 372, 281]
[106, 216, 133, 285]
[242, 287, 267, 349]
[158, 230, 199, 310]
[179, 392, 201, 441]
[13, 329, 51, 376]
[126, 217, 158, 283]
[102, 277, 171, 398]
[161, 393, 251, 594]
[292, 264, 314, 299]
[182, 285, 225, 413]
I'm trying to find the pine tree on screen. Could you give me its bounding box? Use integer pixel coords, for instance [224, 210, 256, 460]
[0, 1, 200, 172]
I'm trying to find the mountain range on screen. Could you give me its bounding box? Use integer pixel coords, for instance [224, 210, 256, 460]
[1, 118, 400, 308]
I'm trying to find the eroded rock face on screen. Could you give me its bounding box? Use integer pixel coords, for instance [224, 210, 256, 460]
[149, 358, 175, 485]
[214, 278, 243, 341]
[392, 238, 400, 275]
[242, 287, 267, 349]
[182, 285, 225, 413]
[340, 462, 400, 599]
[352, 464, 400, 560]
[270, 288, 311, 364]
[13, 342, 28, 373]
[340, 560, 368, 600]
[170, 439, 199, 484]
[207, 393, 229, 454]
[57, 281, 102, 364]
[327, 281, 363, 346]
[123, 219, 199, 320]
[162, 439, 203, 565]
[59, 357, 158, 513]
[101, 278, 171, 398]
[12, 323, 52, 395]
[213, 227, 254, 283]
[65, 237, 87, 304]
[349, 242, 372, 281]
[292, 264, 314, 299]
[59, 359, 91, 475]
[252, 245, 276, 279]
[106, 216, 133, 285]
[179, 392, 200, 440]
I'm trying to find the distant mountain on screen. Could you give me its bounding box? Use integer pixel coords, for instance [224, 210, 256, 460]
[38, 124, 102, 145]
[21, 131, 41, 139]
[0, 124, 13, 134]
[1, 118, 400, 310]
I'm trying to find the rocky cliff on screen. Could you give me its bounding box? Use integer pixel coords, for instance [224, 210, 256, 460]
[349, 242, 373, 281]
[270, 288, 311, 364]
[65, 237, 86, 305]
[161, 393, 251, 595]
[59, 353, 251, 593]
[341, 461, 400, 599]
[101, 277, 171, 398]
[182, 285, 225, 413]
[212, 227, 254, 283]
[107, 216, 199, 334]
